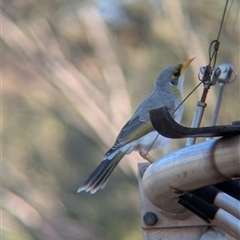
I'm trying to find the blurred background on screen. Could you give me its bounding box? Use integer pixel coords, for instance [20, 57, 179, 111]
[2, 0, 239, 239]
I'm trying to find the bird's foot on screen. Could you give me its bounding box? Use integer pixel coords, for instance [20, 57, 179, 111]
[139, 148, 155, 163]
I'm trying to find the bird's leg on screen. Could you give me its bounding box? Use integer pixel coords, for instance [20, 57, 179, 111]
[139, 147, 155, 163]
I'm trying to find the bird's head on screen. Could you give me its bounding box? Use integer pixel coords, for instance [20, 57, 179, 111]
[154, 58, 194, 96]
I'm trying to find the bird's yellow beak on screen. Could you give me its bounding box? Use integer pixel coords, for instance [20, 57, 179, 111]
[180, 58, 195, 75]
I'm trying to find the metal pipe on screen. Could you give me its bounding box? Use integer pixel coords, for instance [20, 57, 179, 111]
[214, 192, 240, 219]
[211, 82, 225, 126]
[186, 64, 214, 146]
[206, 83, 225, 141]
[212, 209, 240, 239]
[142, 135, 240, 214]
[186, 100, 207, 146]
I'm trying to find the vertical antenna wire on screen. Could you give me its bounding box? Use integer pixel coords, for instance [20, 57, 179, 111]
[216, 0, 229, 41]
[225, 0, 239, 61]
[208, 0, 229, 68]
[144, 0, 231, 158]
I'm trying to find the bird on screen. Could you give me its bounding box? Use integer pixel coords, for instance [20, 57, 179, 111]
[78, 58, 194, 194]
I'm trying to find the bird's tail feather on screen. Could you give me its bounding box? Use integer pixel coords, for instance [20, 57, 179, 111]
[77, 150, 127, 194]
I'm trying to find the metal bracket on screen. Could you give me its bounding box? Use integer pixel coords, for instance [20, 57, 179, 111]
[149, 106, 240, 139]
[138, 163, 210, 240]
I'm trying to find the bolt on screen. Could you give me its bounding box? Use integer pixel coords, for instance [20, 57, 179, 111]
[143, 212, 158, 226]
[215, 67, 221, 77]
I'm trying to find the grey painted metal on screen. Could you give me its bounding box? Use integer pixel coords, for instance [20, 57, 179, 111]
[211, 62, 237, 128]
[186, 63, 237, 145]
[206, 83, 225, 141]
[214, 192, 240, 219]
[211, 82, 225, 127]
[186, 101, 206, 146]
[142, 135, 240, 213]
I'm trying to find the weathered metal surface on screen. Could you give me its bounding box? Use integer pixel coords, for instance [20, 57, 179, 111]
[138, 163, 209, 240]
[142, 135, 240, 213]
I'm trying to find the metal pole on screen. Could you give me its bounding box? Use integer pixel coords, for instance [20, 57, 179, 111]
[211, 82, 225, 126]
[186, 65, 214, 146]
[186, 100, 207, 146]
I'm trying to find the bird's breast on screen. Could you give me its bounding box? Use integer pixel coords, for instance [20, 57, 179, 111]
[135, 131, 170, 153]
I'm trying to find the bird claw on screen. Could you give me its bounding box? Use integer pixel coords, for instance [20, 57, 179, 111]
[139, 148, 155, 163]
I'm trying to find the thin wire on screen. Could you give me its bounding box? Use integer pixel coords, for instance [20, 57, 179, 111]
[226, 0, 239, 61]
[208, 0, 229, 68]
[223, 0, 234, 34]
[0, 3, 2, 239]
[146, 133, 160, 157]
[173, 82, 203, 114]
[216, 0, 229, 41]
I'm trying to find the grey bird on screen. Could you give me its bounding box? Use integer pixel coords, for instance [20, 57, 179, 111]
[78, 58, 194, 194]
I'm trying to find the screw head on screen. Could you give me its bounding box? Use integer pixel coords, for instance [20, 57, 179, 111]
[215, 67, 221, 77]
[143, 212, 158, 226]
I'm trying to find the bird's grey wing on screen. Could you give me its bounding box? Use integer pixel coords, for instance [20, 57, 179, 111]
[105, 93, 163, 156]
[135, 93, 165, 122]
[105, 116, 155, 156]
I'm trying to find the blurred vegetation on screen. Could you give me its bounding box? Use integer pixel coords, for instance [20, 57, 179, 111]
[2, 0, 239, 239]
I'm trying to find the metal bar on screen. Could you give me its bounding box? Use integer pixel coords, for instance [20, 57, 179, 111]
[206, 78, 227, 141]
[186, 100, 207, 146]
[211, 82, 225, 126]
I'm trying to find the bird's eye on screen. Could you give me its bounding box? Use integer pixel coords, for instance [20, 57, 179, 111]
[173, 71, 179, 77]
